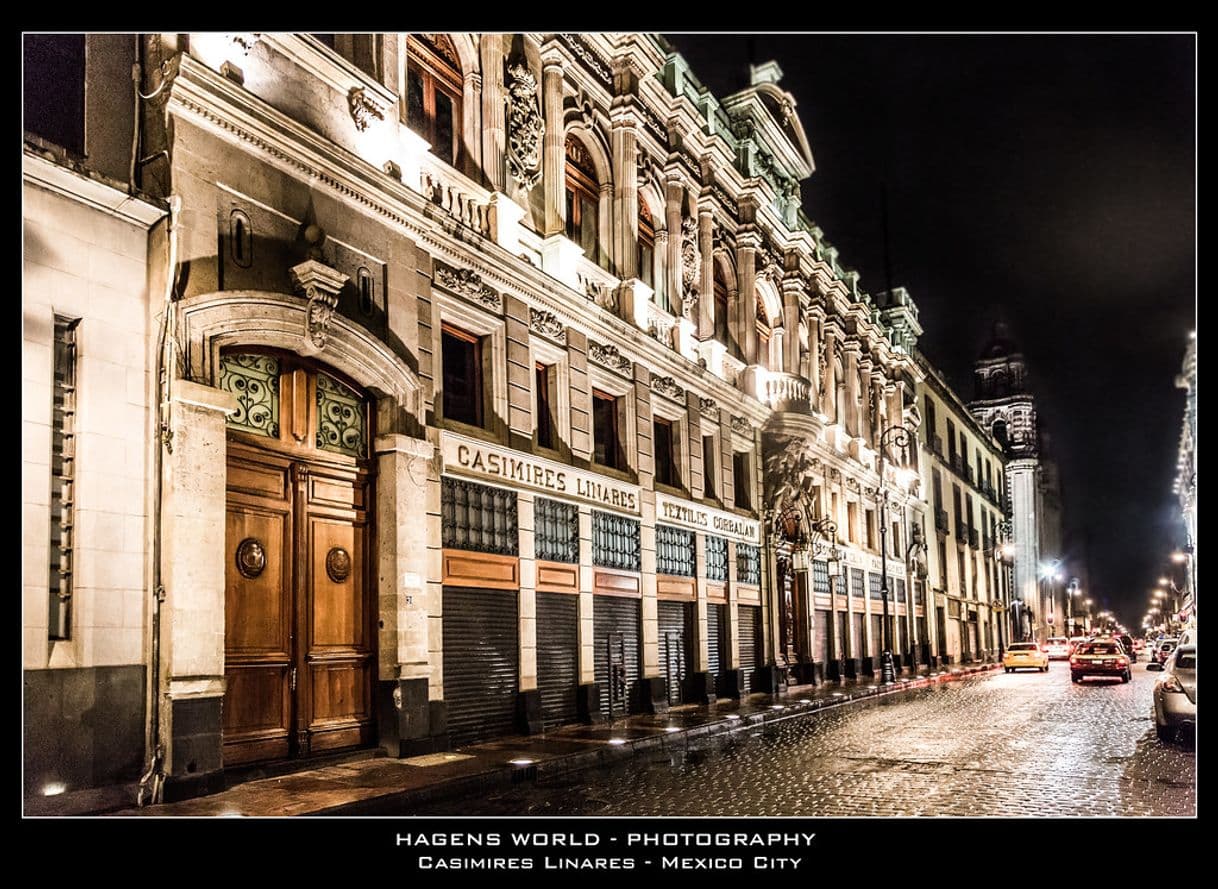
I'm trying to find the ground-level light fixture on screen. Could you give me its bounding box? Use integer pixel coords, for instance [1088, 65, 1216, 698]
[607, 738, 627, 746]
[509, 758, 535, 766]
[1172, 551, 1188, 564]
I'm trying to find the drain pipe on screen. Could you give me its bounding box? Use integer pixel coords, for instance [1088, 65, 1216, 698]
[137, 192, 181, 807]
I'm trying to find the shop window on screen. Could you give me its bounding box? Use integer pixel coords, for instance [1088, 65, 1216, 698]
[736, 543, 761, 585]
[592, 510, 640, 571]
[706, 535, 728, 582]
[656, 524, 695, 577]
[441, 477, 518, 555]
[534, 497, 579, 563]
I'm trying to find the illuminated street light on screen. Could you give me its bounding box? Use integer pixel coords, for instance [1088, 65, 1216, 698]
[1171, 551, 1188, 564]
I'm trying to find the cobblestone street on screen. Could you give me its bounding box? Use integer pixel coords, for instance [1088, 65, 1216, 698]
[413, 663, 1195, 817]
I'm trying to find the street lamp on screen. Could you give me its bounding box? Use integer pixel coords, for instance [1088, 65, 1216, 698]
[876, 423, 914, 685]
[994, 519, 1018, 640]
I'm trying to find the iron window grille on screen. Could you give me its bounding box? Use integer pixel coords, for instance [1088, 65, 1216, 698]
[705, 534, 728, 582]
[49, 315, 80, 640]
[736, 543, 761, 585]
[851, 567, 865, 599]
[811, 559, 831, 596]
[441, 477, 518, 555]
[656, 524, 696, 577]
[869, 572, 882, 600]
[534, 497, 580, 564]
[897, 578, 907, 603]
[592, 510, 640, 571]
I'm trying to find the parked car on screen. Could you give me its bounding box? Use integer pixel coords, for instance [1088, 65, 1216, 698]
[1070, 639, 1131, 683]
[1004, 642, 1049, 673]
[1151, 638, 1179, 666]
[1115, 633, 1137, 662]
[1133, 638, 1145, 653]
[1045, 636, 1072, 660]
[1151, 644, 1196, 742]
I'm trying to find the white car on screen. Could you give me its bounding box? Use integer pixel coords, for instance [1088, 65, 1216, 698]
[1045, 637, 1072, 660]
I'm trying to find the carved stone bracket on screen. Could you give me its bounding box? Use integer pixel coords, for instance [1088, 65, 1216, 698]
[529, 306, 567, 344]
[731, 415, 753, 437]
[434, 263, 502, 313]
[650, 374, 685, 403]
[348, 86, 386, 132]
[699, 396, 719, 421]
[589, 341, 632, 377]
[506, 63, 544, 191]
[291, 259, 349, 350]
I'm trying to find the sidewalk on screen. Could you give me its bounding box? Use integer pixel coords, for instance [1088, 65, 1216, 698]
[44, 663, 1001, 817]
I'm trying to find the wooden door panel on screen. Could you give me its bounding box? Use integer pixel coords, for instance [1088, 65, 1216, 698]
[307, 516, 366, 649]
[225, 505, 291, 656]
[307, 658, 373, 751]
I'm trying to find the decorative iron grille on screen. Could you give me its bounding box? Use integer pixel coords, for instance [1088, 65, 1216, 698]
[811, 559, 830, 595]
[869, 572, 882, 600]
[656, 524, 695, 577]
[49, 316, 79, 640]
[220, 353, 280, 438]
[914, 579, 925, 605]
[316, 371, 366, 457]
[736, 543, 760, 585]
[897, 578, 907, 603]
[705, 535, 728, 582]
[441, 477, 518, 555]
[851, 567, 865, 598]
[592, 510, 640, 571]
[534, 497, 580, 564]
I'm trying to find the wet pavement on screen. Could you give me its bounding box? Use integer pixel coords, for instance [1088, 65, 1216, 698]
[405, 661, 1195, 817]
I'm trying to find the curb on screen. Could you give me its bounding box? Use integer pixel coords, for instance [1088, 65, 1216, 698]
[314, 663, 1002, 815]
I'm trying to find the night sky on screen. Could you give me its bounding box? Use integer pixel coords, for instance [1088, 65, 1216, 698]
[670, 34, 1195, 628]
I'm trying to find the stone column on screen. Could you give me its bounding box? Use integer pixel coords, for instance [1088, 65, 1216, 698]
[541, 57, 565, 237]
[857, 356, 874, 448]
[517, 492, 540, 732]
[736, 239, 758, 365]
[665, 177, 684, 317]
[819, 320, 834, 422]
[158, 380, 235, 800]
[782, 277, 800, 375]
[479, 35, 505, 191]
[611, 113, 638, 280]
[844, 342, 861, 438]
[463, 71, 483, 183]
[697, 204, 715, 340]
[871, 371, 887, 446]
[374, 432, 436, 756]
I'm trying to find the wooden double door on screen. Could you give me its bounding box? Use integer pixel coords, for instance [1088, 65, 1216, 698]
[223, 441, 375, 766]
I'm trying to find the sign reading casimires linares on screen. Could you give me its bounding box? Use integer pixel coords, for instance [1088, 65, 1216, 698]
[441, 431, 640, 514]
[839, 545, 906, 578]
[654, 491, 760, 545]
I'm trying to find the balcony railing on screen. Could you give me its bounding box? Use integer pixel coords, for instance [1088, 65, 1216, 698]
[574, 253, 621, 312]
[765, 372, 812, 414]
[418, 154, 491, 238]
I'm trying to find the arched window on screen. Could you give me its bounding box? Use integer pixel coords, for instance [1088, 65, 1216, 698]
[565, 134, 603, 268]
[992, 419, 1009, 450]
[637, 196, 656, 293]
[406, 34, 462, 168]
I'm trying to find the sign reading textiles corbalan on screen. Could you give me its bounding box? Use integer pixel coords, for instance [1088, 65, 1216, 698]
[654, 491, 760, 545]
[440, 431, 640, 514]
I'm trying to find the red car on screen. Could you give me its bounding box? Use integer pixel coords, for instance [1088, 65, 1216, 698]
[1070, 640, 1131, 683]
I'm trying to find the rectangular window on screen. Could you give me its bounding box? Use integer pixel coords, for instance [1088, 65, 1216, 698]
[535, 363, 556, 450]
[733, 451, 751, 510]
[441, 478, 518, 555]
[441, 323, 483, 427]
[656, 524, 696, 577]
[850, 567, 865, 599]
[865, 508, 876, 550]
[891, 521, 901, 554]
[653, 417, 676, 487]
[49, 316, 80, 640]
[534, 497, 580, 563]
[592, 510, 640, 571]
[957, 550, 967, 596]
[869, 572, 882, 600]
[946, 419, 957, 461]
[736, 543, 761, 585]
[705, 535, 729, 582]
[953, 485, 963, 534]
[23, 35, 85, 156]
[848, 501, 860, 545]
[593, 389, 623, 470]
[702, 435, 717, 499]
[939, 539, 949, 589]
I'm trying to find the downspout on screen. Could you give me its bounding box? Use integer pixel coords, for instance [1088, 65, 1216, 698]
[137, 192, 181, 807]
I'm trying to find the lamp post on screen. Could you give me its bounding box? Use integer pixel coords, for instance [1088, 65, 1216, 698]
[1083, 598, 1093, 634]
[1066, 578, 1080, 636]
[994, 519, 1017, 640]
[876, 423, 914, 685]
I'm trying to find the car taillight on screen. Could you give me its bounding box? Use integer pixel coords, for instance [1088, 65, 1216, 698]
[1117, 657, 1127, 666]
[1163, 675, 1185, 694]
[1069, 656, 1079, 665]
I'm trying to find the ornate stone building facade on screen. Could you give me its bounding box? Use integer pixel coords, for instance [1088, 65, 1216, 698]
[1173, 333, 1196, 624]
[914, 350, 1010, 662]
[24, 32, 933, 804]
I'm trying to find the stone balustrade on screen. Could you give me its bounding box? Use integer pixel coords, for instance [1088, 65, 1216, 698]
[418, 155, 490, 237]
[764, 371, 812, 413]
